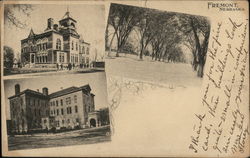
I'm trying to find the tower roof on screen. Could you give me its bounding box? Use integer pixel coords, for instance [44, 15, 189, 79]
[60, 8, 76, 22]
[28, 28, 36, 38]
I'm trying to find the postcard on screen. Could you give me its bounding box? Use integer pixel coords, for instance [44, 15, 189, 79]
[1, 0, 249, 157]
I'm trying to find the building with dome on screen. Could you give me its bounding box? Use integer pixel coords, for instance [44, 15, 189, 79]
[21, 10, 91, 67]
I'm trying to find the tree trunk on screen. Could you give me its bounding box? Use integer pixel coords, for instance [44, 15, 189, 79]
[197, 62, 204, 77]
[116, 40, 120, 57]
[116, 49, 119, 57]
[108, 32, 116, 57]
[139, 49, 143, 59]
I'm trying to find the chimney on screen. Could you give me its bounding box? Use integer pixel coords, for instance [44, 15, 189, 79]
[15, 84, 20, 95]
[42, 87, 48, 96]
[47, 18, 54, 29]
[53, 24, 58, 31]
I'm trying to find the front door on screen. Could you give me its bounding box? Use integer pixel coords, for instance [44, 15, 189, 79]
[90, 119, 96, 127]
[30, 53, 35, 63]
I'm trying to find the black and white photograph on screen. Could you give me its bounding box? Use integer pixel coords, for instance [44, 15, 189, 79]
[106, 3, 210, 84]
[4, 72, 110, 151]
[4, 4, 105, 77]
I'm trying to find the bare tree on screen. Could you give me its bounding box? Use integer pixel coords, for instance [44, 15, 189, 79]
[107, 3, 143, 57]
[136, 9, 156, 60]
[150, 12, 178, 61]
[4, 4, 33, 29]
[4, 46, 15, 68]
[179, 14, 210, 77]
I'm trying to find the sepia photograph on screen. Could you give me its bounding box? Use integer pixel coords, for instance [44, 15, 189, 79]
[3, 72, 110, 151]
[3, 4, 105, 77]
[105, 3, 210, 86]
[1, 0, 249, 157]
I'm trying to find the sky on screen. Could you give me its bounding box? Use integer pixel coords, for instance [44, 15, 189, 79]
[4, 72, 108, 120]
[4, 4, 106, 61]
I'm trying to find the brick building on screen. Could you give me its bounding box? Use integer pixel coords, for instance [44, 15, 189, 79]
[8, 84, 105, 133]
[21, 10, 91, 67]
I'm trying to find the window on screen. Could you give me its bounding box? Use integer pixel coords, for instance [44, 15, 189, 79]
[75, 106, 78, 113]
[62, 120, 65, 124]
[39, 109, 41, 116]
[82, 46, 85, 54]
[51, 110, 53, 115]
[56, 100, 58, 106]
[60, 99, 63, 106]
[88, 106, 91, 112]
[38, 100, 40, 106]
[43, 43, 47, 50]
[74, 95, 77, 103]
[67, 107, 72, 114]
[76, 42, 78, 51]
[86, 57, 89, 64]
[56, 39, 61, 50]
[34, 109, 37, 116]
[57, 109, 59, 115]
[53, 101, 55, 106]
[20, 98, 23, 106]
[56, 121, 60, 127]
[66, 97, 71, 105]
[76, 118, 79, 123]
[54, 109, 56, 114]
[67, 119, 70, 123]
[59, 53, 64, 63]
[44, 120, 47, 123]
[86, 47, 89, 54]
[61, 109, 64, 115]
[72, 41, 74, 50]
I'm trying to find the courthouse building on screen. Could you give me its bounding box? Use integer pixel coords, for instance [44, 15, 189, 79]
[8, 84, 106, 133]
[21, 10, 91, 67]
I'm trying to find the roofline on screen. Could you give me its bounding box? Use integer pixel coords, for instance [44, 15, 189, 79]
[8, 84, 91, 100]
[21, 30, 62, 43]
[49, 89, 82, 99]
[49, 84, 91, 99]
[59, 17, 77, 23]
[8, 89, 47, 99]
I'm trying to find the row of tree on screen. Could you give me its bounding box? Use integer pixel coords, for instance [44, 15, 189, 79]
[106, 3, 210, 77]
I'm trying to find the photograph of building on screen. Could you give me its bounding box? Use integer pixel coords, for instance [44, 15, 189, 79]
[21, 10, 91, 67]
[8, 83, 109, 133]
[4, 4, 105, 76]
[4, 71, 110, 151]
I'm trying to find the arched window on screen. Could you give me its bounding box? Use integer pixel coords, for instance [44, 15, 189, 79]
[56, 39, 61, 50]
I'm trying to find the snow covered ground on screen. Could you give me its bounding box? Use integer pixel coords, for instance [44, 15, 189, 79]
[106, 53, 202, 88]
[105, 55, 205, 156]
